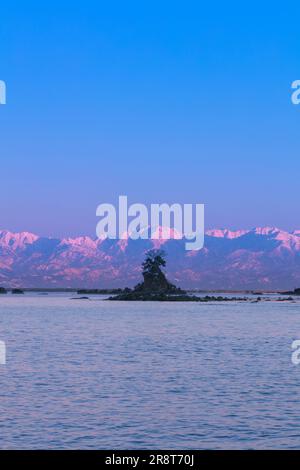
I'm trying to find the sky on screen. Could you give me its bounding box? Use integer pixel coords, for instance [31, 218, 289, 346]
[0, 1, 299, 238]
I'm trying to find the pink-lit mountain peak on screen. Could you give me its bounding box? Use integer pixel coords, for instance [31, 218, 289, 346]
[0, 230, 38, 249]
[254, 227, 282, 236]
[205, 228, 249, 239]
[60, 236, 97, 249]
[205, 227, 299, 243]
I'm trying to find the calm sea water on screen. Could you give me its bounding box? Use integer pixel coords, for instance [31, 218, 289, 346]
[0, 294, 300, 449]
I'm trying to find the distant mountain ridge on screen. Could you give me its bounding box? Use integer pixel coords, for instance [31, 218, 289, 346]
[0, 227, 299, 290]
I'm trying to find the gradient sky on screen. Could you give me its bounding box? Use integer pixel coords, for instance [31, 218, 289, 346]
[0, 1, 299, 238]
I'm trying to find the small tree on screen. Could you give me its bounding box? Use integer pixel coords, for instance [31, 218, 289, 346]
[142, 249, 166, 277]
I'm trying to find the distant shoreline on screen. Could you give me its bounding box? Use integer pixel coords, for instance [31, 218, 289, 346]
[0, 287, 297, 294]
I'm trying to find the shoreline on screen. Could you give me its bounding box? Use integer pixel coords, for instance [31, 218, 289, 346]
[0, 287, 297, 294]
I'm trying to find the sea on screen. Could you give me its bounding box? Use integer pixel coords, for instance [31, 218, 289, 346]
[0, 292, 300, 449]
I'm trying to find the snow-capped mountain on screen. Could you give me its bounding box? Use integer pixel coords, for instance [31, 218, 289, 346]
[0, 227, 299, 290]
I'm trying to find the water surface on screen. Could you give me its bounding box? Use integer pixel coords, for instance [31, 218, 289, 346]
[0, 294, 300, 449]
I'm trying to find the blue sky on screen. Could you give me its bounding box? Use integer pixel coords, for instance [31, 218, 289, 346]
[0, 1, 299, 237]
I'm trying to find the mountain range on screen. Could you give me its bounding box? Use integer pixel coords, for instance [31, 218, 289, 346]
[0, 227, 299, 290]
